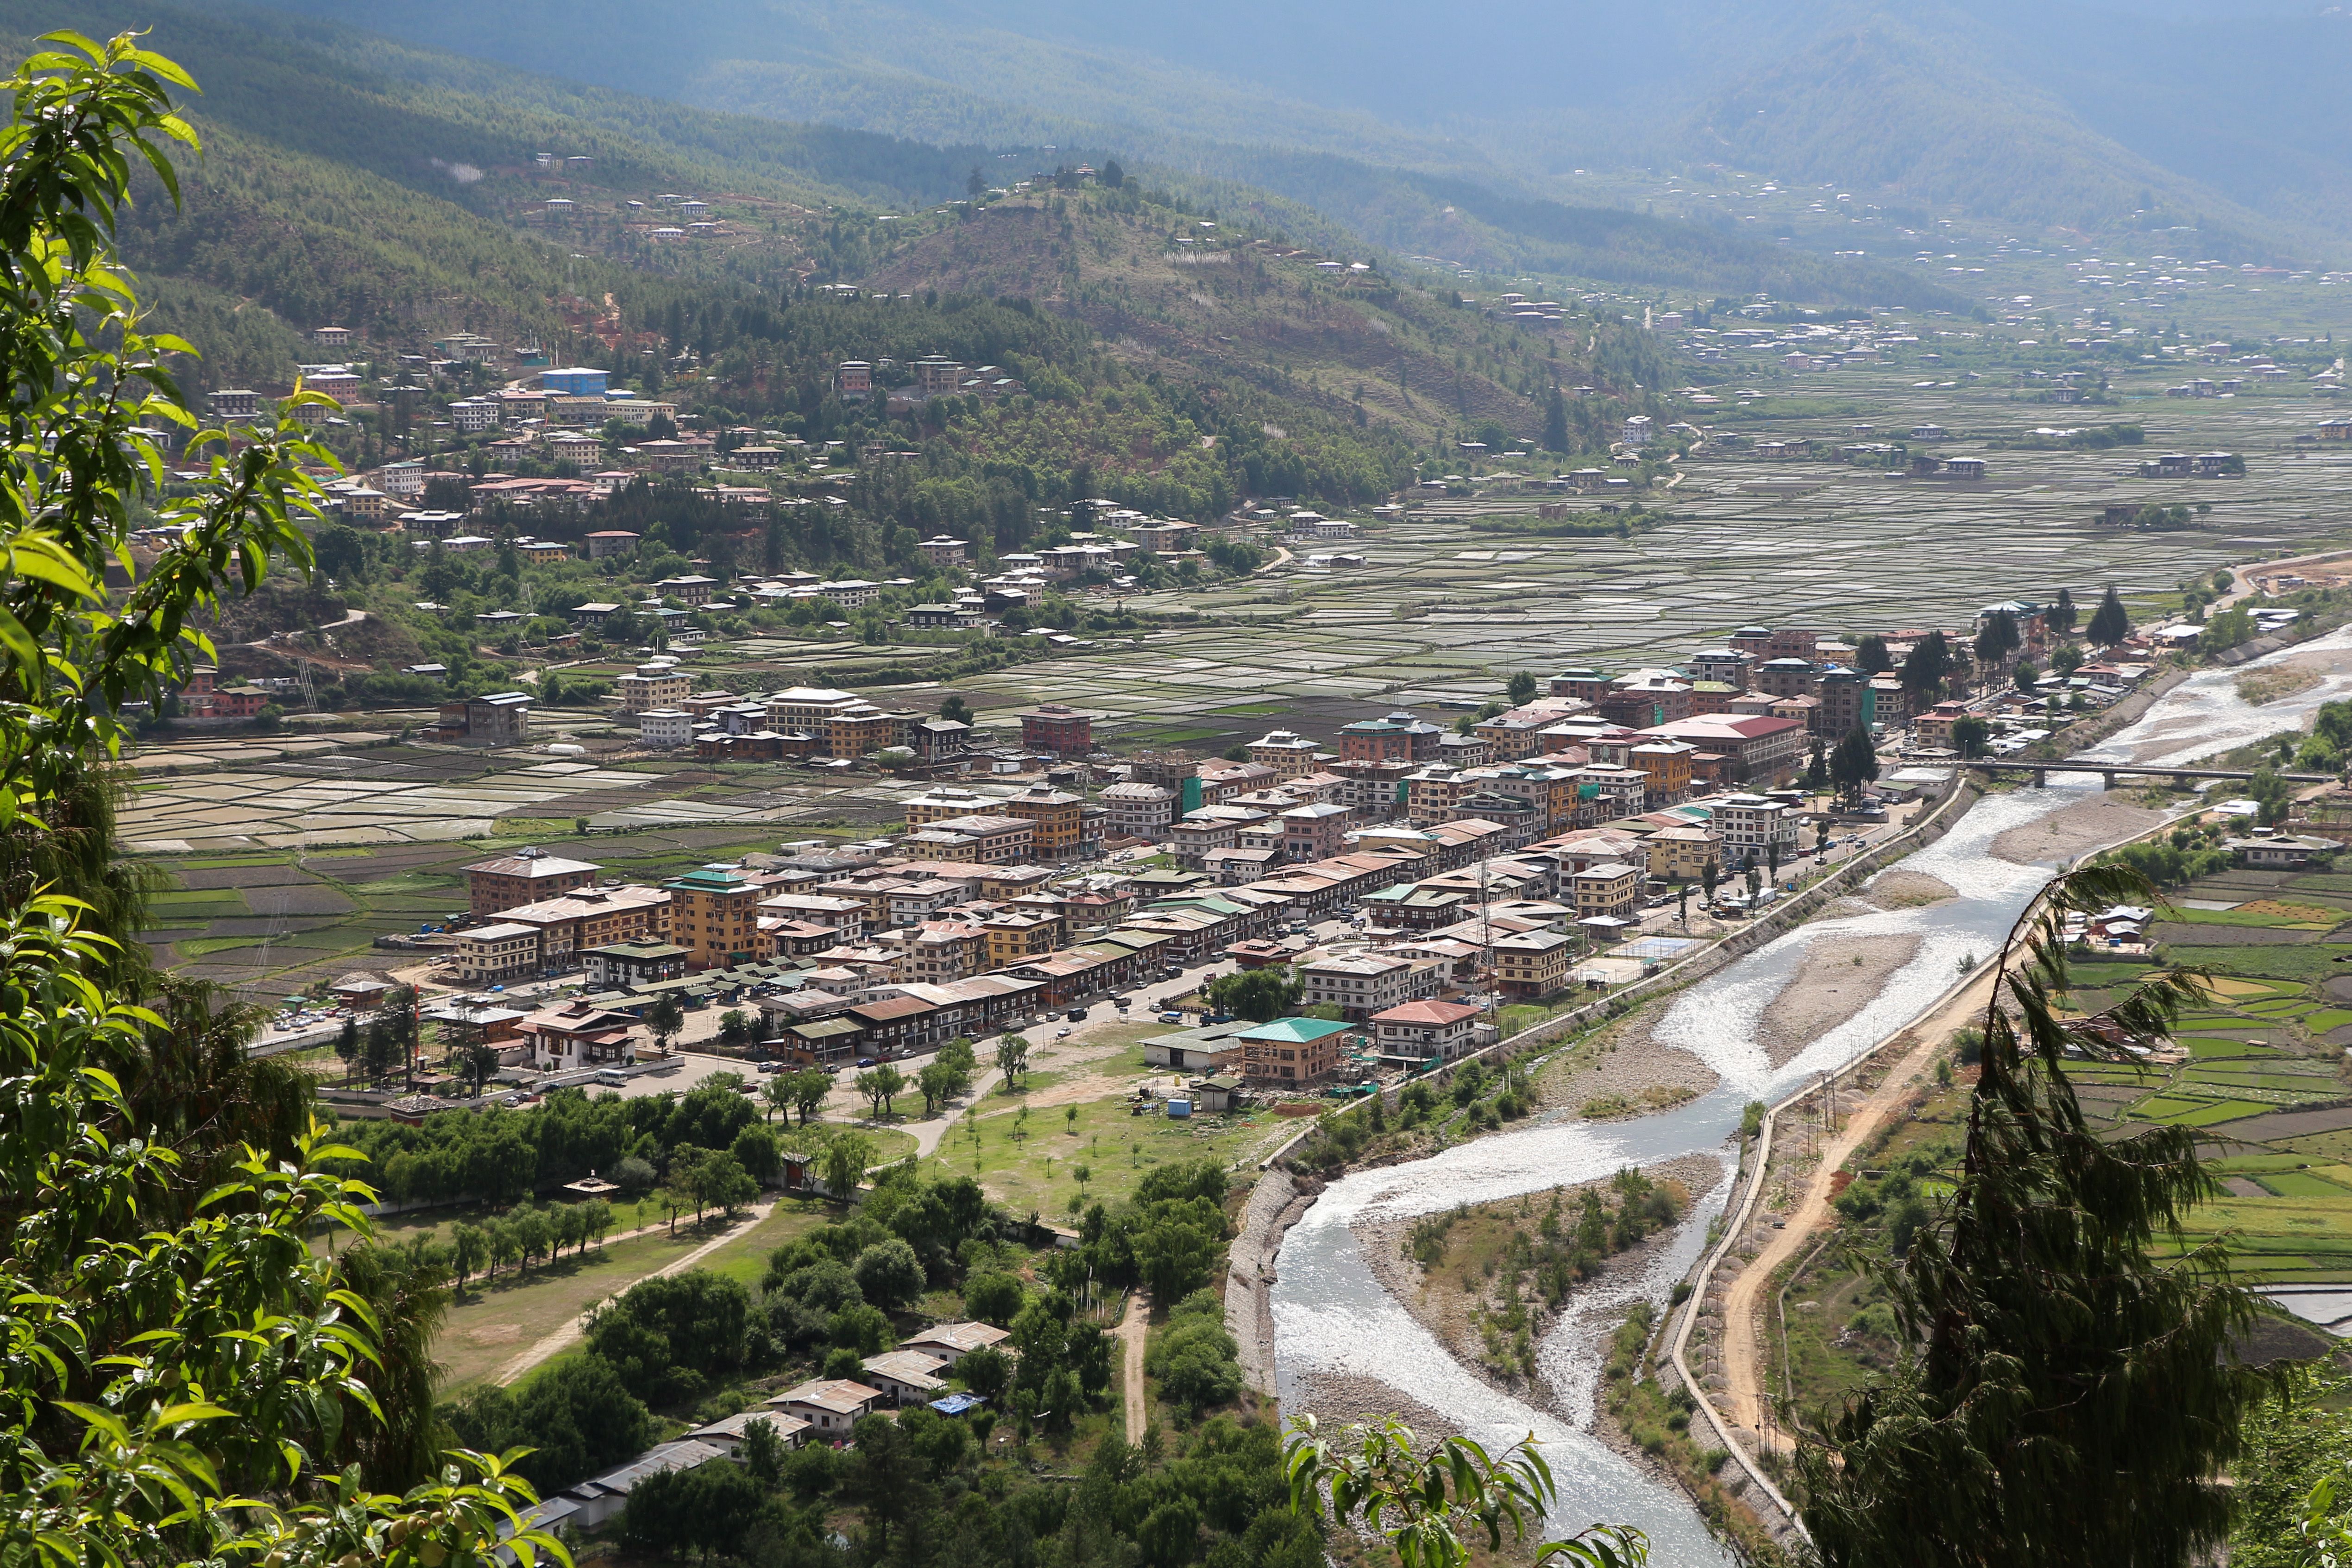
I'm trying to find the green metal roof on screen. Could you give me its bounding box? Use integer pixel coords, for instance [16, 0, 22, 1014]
[1237, 1017, 1353, 1045]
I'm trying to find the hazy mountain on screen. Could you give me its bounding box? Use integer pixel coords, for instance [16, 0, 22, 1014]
[252, 0, 2352, 262]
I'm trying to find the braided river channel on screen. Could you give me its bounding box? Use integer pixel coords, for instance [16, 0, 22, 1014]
[1269, 627, 2352, 1562]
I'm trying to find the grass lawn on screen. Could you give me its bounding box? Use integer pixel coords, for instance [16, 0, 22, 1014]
[929, 1091, 1289, 1220]
[433, 1225, 717, 1390]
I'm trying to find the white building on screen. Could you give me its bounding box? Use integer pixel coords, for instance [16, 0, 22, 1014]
[639, 709, 693, 748]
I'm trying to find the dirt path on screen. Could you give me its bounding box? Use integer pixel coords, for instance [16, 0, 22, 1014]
[1717, 967, 1998, 1450]
[491, 1199, 778, 1385]
[1118, 1290, 1151, 1436]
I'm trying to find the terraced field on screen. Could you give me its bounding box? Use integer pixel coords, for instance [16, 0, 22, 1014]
[2069, 869, 2352, 1282]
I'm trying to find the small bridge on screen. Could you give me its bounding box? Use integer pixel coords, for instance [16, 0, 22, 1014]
[1955, 758, 2337, 791]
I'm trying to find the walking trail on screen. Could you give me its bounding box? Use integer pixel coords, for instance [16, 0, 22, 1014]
[1118, 1290, 1151, 1436]
[1717, 965, 1999, 1450]
[490, 1199, 778, 1385]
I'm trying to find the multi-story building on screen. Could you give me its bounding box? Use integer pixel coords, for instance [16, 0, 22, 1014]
[662, 864, 772, 968]
[1297, 953, 1442, 1021]
[1815, 666, 1879, 738]
[1019, 704, 1095, 756]
[639, 709, 693, 748]
[1238, 1017, 1350, 1088]
[1549, 668, 1615, 705]
[1170, 805, 1272, 869]
[903, 786, 1000, 827]
[766, 686, 870, 733]
[1001, 784, 1088, 860]
[837, 361, 873, 400]
[617, 664, 693, 714]
[581, 941, 689, 989]
[1710, 793, 1799, 869]
[1644, 826, 1722, 883]
[1337, 711, 1444, 763]
[463, 848, 600, 919]
[904, 814, 1034, 864]
[1753, 658, 1818, 700]
[517, 1000, 639, 1073]
[428, 691, 533, 747]
[822, 707, 906, 758]
[1570, 863, 1642, 924]
[1101, 782, 1176, 842]
[1690, 649, 1752, 692]
[1642, 715, 1806, 787]
[1280, 802, 1353, 863]
[493, 884, 673, 970]
[1627, 740, 1698, 803]
[1369, 998, 1481, 1065]
[1248, 730, 1324, 778]
[1492, 928, 1575, 999]
[453, 922, 541, 983]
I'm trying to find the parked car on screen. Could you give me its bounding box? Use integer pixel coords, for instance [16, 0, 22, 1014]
[1066, 1008, 1088, 1022]
[1158, 1011, 1184, 1025]
[855, 1056, 876, 1068]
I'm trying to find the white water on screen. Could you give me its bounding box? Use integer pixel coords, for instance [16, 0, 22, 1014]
[1269, 631, 2352, 1561]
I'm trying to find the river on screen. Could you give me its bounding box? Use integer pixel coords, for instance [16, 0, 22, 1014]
[1268, 628, 2352, 1563]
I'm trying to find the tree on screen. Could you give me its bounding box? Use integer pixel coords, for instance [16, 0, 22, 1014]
[789, 1065, 833, 1126]
[1972, 609, 2020, 671]
[613, 1154, 658, 1197]
[1283, 1416, 1646, 1568]
[1700, 860, 1719, 906]
[2049, 586, 2079, 634]
[1100, 157, 1124, 188]
[1855, 634, 1893, 675]
[692, 1150, 760, 1219]
[822, 1131, 874, 1200]
[336, 1015, 360, 1082]
[853, 1237, 928, 1311]
[1804, 736, 1830, 791]
[937, 1035, 978, 1096]
[939, 693, 972, 724]
[732, 1122, 781, 1186]
[1950, 715, 1991, 759]
[1674, 881, 1689, 926]
[1899, 630, 1952, 699]
[1543, 385, 1570, 453]
[645, 994, 685, 1054]
[2087, 583, 2132, 646]
[1830, 725, 1881, 806]
[1207, 967, 1303, 1022]
[451, 1222, 488, 1293]
[1506, 670, 1539, 705]
[917, 1058, 960, 1116]
[762, 1072, 793, 1122]
[857, 1062, 905, 1118]
[995, 1033, 1031, 1088]
[716, 1007, 755, 1045]
[1794, 867, 2271, 1566]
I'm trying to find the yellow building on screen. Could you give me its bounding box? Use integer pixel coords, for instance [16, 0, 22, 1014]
[1644, 826, 1722, 883]
[661, 865, 770, 968]
[1003, 784, 1088, 860]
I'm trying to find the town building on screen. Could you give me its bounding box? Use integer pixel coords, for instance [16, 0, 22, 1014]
[617, 664, 693, 714]
[581, 941, 690, 989]
[662, 864, 772, 968]
[1710, 793, 1799, 869]
[1369, 998, 1481, 1066]
[1492, 928, 1574, 998]
[1101, 781, 1176, 841]
[639, 709, 693, 748]
[1249, 730, 1324, 778]
[517, 999, 638, 1072]
[1238, 1016, 1351, 1088]
[1001, 784, 1089, 860]
[1297, 952, 1442, 1021]
[463, 848, 600, 919]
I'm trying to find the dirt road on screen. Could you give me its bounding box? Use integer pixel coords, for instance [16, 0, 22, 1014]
[1118, 1290, 1151, 1436]
[1716, 967, 1998, 1449]
[491, 1199, 778, 1385]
